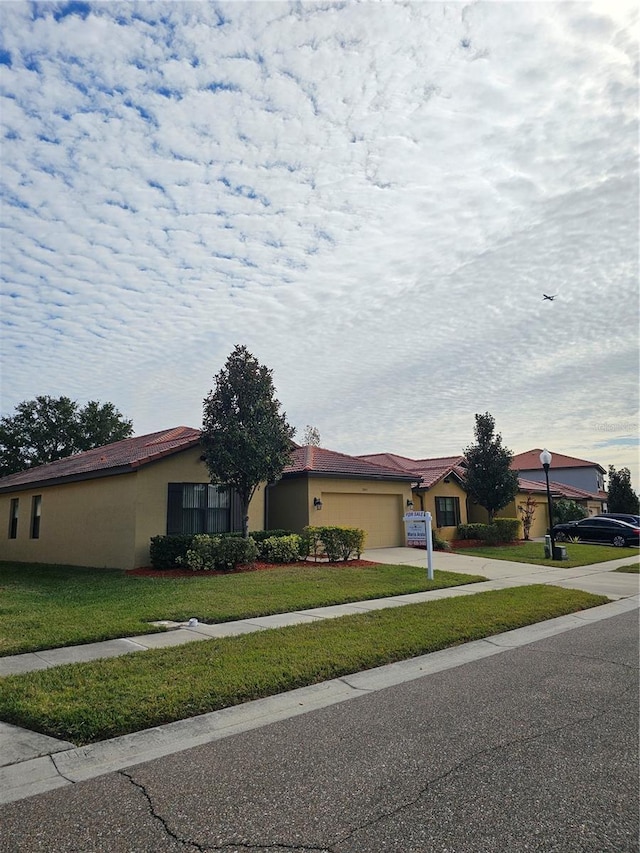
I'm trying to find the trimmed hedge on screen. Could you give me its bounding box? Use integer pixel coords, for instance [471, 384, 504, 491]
[302, 526, 366, 562]
[179, 534, 259, 572]
[456, 519, 520, 545]
[149, 535, 195, 569]
[259, 534, 302, 563]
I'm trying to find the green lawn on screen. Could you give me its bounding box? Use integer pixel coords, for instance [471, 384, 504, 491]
[613, 563, 640, 573]
[0, 585, 607, 744]
[0, 561, 485, 656]
[454, 541, 639, 568]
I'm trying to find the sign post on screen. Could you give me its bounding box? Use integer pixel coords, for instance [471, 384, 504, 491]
[403, 510, 434, 580]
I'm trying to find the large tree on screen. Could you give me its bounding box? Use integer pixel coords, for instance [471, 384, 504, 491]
[463, 412, 519, 522]
[607, 465, 640, 514]
[0, 395, 133, 477]
[201, 345, 295, 537]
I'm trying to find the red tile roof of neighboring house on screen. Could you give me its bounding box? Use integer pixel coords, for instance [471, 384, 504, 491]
[284, 446, 418, 481]
[512, 448, 606, 474]
[0, 426, 202, 493]
[516, 477, 603, 501]
[359, 453, 466, 489]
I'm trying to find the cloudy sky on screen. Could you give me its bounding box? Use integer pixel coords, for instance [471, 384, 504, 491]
[1, 0, 638, 487]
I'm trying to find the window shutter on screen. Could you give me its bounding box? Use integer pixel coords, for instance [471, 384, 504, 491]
[166, 483, 183, 535]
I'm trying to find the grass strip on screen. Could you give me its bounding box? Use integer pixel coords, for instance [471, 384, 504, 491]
[0, 585, 607, 745]
[612, 563, 639, 573]
[0, 561, 484, 656]
[454, 541, 638, 568]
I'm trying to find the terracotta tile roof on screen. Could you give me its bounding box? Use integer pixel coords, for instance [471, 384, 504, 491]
[284, 446, 418, 481]
[512, 448, 606, 474]
[359, 453, 466, 490]
[0, 426, 202, 493]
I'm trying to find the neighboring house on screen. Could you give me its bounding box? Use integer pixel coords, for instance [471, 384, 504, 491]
[267, 446, 418, 548]
[0, 426, 265, 570]
[358, 454, 469, 541]
[511, 449, 608, 510]
[482, 478, 606, 539]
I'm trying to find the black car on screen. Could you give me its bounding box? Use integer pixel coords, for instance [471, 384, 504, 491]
[594, 513, 640, 526]
[552, 517, 640, 548]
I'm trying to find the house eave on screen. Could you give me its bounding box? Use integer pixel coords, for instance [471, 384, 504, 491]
[279, 470, 419, 484]
[0, 465, 136, 495]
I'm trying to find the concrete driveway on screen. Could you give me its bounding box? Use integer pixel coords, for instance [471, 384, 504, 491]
[363, 546, 640, 598]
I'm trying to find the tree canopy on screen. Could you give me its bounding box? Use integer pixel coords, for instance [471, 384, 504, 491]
[0, 396, 133, 477]
[201, 345, 295, 537]
[463, 412, 519, 522]
[302, 425, 321, 446]
[607, 465, 640, 514]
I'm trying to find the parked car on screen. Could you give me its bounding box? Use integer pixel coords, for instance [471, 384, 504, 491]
[594, 513, 640, 526]
[552, 517, 640, 548]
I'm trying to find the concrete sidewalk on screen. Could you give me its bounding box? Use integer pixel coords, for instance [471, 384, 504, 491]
[1, 548, 638, 804]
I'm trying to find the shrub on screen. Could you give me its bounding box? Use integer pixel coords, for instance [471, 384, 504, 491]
[259, 534, 302, 563]
[552, 500, 588, 524]
[493, 518, 520, 542]
[455, 522, 516, 545]
[180, 535, 258, 572]
[456, 523, 489, 541]
[302, 526, 366, 561]
[250, 529, 294, 544]
[149, 535, 195, 569]
[431, 529, 451, 551]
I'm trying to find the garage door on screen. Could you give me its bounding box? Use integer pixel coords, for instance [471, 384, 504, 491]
[320, 493, 404, 549]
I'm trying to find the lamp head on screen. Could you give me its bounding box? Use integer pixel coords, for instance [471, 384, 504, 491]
[539, 448, 552, 468]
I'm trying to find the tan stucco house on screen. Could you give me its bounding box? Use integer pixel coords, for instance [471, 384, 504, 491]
[0, 426, 265, 570]
[267, 446, 417, 548]
[358, 454, 469, 542]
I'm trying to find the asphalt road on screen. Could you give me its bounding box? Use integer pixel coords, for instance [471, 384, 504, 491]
[1, 609, 638, 853]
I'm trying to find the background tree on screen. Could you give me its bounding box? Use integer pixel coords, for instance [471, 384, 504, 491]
[607, 465, 640, 514]
[463, 412, 519, 522]
[0, 395, 133, 477]
[302, 425, 321, 446]
[201, 345, 295, 537]
[552, 499, 588, 524]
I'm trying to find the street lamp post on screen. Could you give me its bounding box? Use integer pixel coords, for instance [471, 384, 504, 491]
[540, 448, 556, 559]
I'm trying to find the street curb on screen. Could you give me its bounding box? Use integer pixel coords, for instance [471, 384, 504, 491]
[1, 595, 637, 805]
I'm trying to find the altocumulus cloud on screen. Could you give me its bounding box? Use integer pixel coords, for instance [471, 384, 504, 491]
[0, 1, 638, 485]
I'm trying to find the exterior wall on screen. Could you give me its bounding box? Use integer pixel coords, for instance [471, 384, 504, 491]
[0, 475, 137, 569]
[267, 478, 310, 533]
[416, 480, 469, 541]
[133, 448, 266, 567]
[133, 447, 213, 568]
[1, 447, 267, 570]
[267, 476, 414, 548]
[517, 467, 603, 494]
[497, 494, 549, 539]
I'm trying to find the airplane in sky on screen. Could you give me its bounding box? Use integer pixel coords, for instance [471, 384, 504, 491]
[542, 294, 557, 301]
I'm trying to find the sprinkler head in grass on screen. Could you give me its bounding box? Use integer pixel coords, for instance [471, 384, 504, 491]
[188, 618, 198, 627]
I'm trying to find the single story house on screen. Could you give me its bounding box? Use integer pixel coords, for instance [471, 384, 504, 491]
[266, 446, 417, 548]
[469, 477, 607, 537]
[358, 453, 469, 541]
[0, 426, 266, 570]
[1, 428, 612, 568]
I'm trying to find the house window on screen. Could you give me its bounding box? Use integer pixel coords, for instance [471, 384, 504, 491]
[8, 499, 19, 539]
[435, 496, 460, 528]
[30, 496, 42, 539]
[166, 483, 242, 535]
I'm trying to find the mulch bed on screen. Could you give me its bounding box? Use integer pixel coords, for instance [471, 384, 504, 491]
[127, 560, 378, 577]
